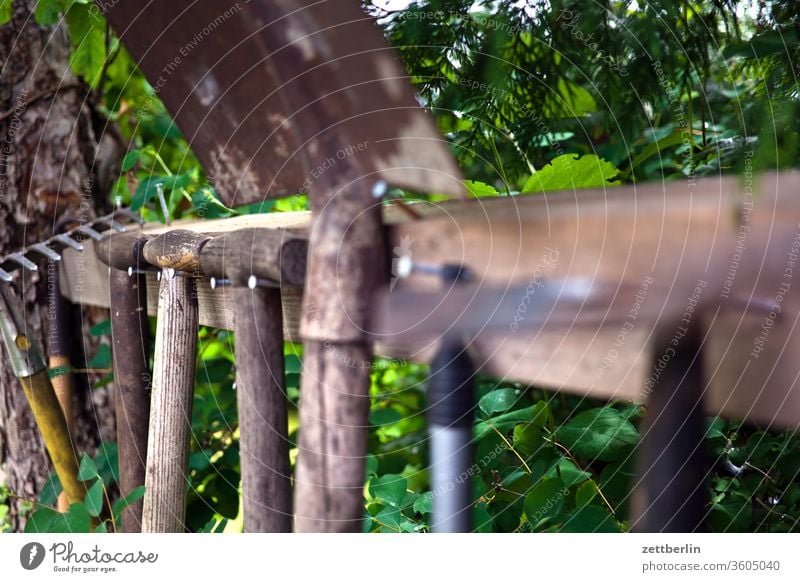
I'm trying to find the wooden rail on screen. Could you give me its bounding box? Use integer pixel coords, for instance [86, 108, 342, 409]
[60, 174, 800, 429]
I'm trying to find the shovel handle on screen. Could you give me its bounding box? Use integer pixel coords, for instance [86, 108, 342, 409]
[19, 369, 85, 505]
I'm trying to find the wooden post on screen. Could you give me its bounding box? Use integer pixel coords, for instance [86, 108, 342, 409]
[632, 323, 707, 532]
[141, 268, 198, 532]
[295, 172, 386, 532]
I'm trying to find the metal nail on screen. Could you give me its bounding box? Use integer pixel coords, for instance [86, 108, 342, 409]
[156, 183, 171, 226]
[247, 275, 278, 289]
[371, 179, 389, 199]
[210, 277, 230, 290]
[396, 257, 471, 283]
[0, 268, 12, 283]
[53, 234, 84, 252]
[28, 243, 61, 262]
[7, 253, 38, 272]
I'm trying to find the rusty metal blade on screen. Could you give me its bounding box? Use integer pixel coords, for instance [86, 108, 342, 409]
[104, 0, 465, 206]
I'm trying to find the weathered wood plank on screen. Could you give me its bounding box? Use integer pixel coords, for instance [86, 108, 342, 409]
[58, 173, 800, 428]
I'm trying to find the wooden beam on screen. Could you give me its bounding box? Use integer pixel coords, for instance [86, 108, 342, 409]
[59, 173, 800, 428]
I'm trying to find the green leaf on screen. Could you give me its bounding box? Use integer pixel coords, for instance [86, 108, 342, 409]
[0, 0, 12, 25]
[474, 401, 549, 440]
[365, 455, 378, 478]
[369, 408, 403, 426]
[121, 149, 141, 172]
[626, 131, 689, 173]
[575, 480, 599, 507]
[89, 319, 111, 337]
[556, 406, 639, 462]
[65, 5, 106, 88]
[112, 485, 146, 523]
[373, 506, 403, 531]
[413, 491, 433, 515]
[94, 441, 118, 486]
[369, 474, 408, 508]
[522, 154, 620, 193]
[34, 0, 66, 26]
[710, 495, 753, 532]
[84, 479, 104, 517]
[78, 453, 100, 481]
[464, 180, 499, 198]
[39, 473, 63, 506]
[25, 503, 92, 533]
[512, 422, 544, 457]
[524, 478, 566, 528]
[87, 343, 112, 369]
[546, 457, 592, 487]
[473, 502, 493, 532]
[479, 388, 517, 416]
[94, 520, 109, 533]
[541, 79, 597, 118]
[723, 29, 799, 59]
[561, 505, 620, 533]
[190, 187, 234, 219]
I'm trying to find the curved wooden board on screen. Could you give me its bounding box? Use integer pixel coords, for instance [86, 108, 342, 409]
[103, 0, 464, 204]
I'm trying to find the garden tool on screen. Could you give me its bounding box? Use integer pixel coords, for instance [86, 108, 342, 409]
[0, 284, 85, 505]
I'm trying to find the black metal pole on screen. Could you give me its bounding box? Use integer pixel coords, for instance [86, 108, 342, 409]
[632, 322, 707, 532]
[428, 339, 475, 533]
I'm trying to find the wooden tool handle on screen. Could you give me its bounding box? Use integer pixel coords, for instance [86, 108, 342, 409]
[96, 231, 151, 270]
[19, 369, 85, 505]
[200, 228, 307, 286]
[143, 230, 211, 274]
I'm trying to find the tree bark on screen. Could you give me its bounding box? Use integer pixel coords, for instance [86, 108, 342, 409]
[0, 1, 115, 530]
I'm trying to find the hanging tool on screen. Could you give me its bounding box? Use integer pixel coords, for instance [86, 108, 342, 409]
[0, 284, 85, 505]
[96, 230, 153, 532]
[201, 229, 302, 532]
[418, 263, 475, 533]
[46, 216, 86, 513]
[140, 231, 205, 532]
[632, 322, 708, 532]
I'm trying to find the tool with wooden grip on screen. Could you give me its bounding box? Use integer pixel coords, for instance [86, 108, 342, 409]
[0, 284, 85, 505]
[96, 231, 153, 532]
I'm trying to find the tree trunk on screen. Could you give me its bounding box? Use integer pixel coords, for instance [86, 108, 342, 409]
[0, 0, 115, 531]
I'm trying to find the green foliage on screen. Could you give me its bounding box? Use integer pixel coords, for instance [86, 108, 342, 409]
[0, 0, 12, 25]
[555, 407, 638, 462]
[12, 0, 798, 535]
[65, 4, 106, 88]
[522, 154, 620, 193]
[26, 444, 138, 533]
